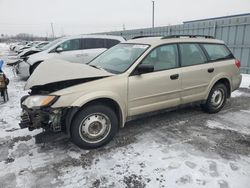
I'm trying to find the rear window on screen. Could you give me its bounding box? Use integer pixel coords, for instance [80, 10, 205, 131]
[202, 44, 233, 61]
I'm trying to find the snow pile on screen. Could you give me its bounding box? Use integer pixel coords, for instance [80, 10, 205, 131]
[0, 43, 9, 49]
[240, 74, 250, 88]
[205, 118, 250, 135]
[231, 74, 250, 97]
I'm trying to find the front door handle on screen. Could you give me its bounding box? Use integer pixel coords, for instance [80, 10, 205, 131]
[208, 68, 214, 73]
[170, 74, 179, 80]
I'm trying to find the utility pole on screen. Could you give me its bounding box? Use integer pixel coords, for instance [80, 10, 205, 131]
[50, 23, 55, 38]
[122, 24, 126, 31]
[152, 1, 155, 28]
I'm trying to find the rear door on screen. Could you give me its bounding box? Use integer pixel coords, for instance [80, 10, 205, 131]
[81, 38, 107, 63]
[128, 44, 182, 116]
[179, 43, 213, 104]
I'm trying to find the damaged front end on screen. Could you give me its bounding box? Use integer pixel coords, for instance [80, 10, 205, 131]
[19, 77, 104, 133]
[19, 59, 114, 133]
[19, 95, 65, 132]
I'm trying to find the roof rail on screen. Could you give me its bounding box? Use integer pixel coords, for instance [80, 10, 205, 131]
[132, 35, 162, 39]
[161, 35, 214, 39]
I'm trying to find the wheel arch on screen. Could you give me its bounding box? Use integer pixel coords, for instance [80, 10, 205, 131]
[29, 61, 43, 75]
[206, 76, 232, 100]
[65, 97, 125, 136]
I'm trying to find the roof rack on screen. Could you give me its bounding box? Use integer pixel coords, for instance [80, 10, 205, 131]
[131, 35, 162, 39]
[161, 35, 214, 39]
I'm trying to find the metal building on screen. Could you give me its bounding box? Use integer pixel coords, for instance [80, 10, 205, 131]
[99, 13, 250, 74]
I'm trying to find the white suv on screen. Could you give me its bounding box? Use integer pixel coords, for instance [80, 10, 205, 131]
[16, 35, 125, 78]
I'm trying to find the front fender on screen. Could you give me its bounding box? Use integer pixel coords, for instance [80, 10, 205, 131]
[71, 91, 127, 127]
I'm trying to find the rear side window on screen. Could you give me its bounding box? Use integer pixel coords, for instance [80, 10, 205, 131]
[179, 43, 207, 67]
[202, 44, 233, 61]
[106, 39, 120, 48]
[82, 38, 106, 49]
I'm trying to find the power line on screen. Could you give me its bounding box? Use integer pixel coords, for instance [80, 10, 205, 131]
[152, 1, 155, 28]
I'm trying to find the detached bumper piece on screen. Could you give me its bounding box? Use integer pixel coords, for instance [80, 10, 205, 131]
[19, 111, 31, 129]
[19, 107, 64, 132]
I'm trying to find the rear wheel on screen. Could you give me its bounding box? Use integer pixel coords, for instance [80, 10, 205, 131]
[71, 104, 118, 149]
[201, 83, 227, 113]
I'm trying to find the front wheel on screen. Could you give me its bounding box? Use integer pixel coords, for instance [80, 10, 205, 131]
[71, 104, 118, 149]
[201, 83, 227, 113]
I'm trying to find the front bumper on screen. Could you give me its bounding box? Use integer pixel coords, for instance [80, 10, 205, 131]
[19, 105, 63, 132]
[16, 61, 30, 78]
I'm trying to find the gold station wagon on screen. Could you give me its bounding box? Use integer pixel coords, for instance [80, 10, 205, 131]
[20, 35, 242, 149]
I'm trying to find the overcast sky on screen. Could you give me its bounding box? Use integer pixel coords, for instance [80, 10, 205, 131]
[0, 0, 250, 37]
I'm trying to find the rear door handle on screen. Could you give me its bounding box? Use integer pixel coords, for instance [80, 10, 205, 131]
[170, 74, 179, 80]
[208, 68, 214, 73]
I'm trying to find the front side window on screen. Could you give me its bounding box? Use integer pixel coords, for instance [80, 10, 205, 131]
[89, 43, 149, 74]
[202, 44, 233, 61]
[42, 38, 62, 51]
[141, 44, 178, 71]
[36, 42, 49, 49]
[58, 39, 81, 51]
[179, 43, 206, 67]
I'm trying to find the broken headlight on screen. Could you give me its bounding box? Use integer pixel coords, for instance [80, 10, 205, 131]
[22, 95, 58, 108]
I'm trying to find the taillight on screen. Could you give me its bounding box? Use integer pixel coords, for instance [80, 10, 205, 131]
[235, 59, 241, 69]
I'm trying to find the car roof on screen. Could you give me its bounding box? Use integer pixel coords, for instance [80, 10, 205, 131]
[59, 34, 126, 41]
[126, 36, 225, 46]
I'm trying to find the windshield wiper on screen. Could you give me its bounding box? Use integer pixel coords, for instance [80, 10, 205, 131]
[89, 64, 102, 70]
[89, 64, 110, 72]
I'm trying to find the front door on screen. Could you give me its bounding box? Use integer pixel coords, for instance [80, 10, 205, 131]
[53, 38, 83, 63]
[128, 44, 182, 116]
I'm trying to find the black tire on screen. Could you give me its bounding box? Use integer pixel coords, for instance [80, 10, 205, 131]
[201, 83, 227, 113]
[71, 104, 118, 149]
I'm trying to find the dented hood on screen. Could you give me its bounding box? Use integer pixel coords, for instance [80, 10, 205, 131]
[25, 59, 114, 90]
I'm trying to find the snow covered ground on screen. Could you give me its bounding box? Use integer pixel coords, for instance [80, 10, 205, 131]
[0, 43, 250, 188]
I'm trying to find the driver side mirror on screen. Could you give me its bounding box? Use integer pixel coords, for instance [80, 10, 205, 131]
[136, 64, 154, 75]
[55, 47, 63, 53]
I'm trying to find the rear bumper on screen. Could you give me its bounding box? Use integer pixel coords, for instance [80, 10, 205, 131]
[232, 74, 242, 92]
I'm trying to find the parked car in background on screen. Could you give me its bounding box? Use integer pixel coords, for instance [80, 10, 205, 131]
[6, 41, 51, 66]
[16, 35, 125, 78]
[20, 35, 242, 149]
[14, 41, 34, 53]
[16, 41, 47, 54]
[18, 41, 50, 59]
[9, 41, 29, 51]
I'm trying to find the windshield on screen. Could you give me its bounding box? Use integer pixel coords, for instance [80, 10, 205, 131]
[89, 43, 149, 74]
[40, 38, 63, 51]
